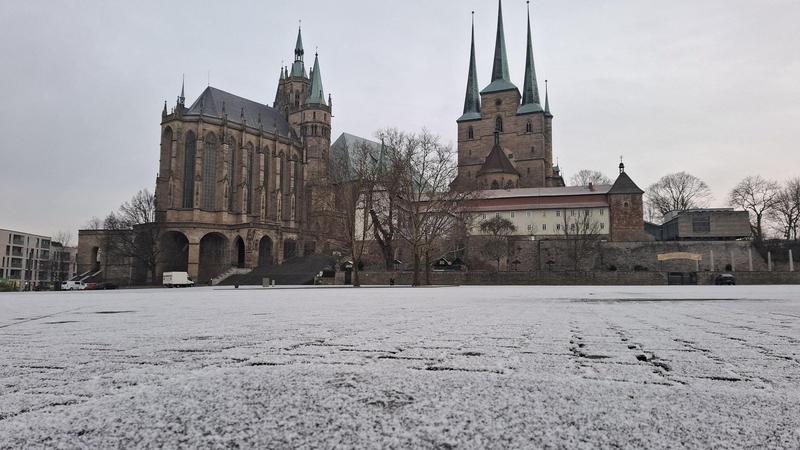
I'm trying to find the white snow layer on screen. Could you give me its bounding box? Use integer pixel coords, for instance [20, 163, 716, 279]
[1, 285, 799, 448]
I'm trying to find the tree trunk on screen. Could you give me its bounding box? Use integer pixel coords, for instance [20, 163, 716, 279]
[412, 249, 420, 286]
[424, 248, 431, 286]
[353, 266, 360, 287]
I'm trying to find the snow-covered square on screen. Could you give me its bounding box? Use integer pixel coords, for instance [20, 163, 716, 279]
[1, 285, 799, 448]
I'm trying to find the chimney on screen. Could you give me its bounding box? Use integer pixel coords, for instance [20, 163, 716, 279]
[588, 182, 594, 192]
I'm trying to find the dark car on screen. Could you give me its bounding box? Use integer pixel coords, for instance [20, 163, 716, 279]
[97, 282, 118, 290]
[715, 274, 736, 285]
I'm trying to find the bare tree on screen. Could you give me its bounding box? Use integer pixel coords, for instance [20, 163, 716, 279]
[570, 169, 611, 187]
[729, 176, 780, 241]
[103, 189, 162, 284]
[369, 129, 405, 270]
[390, 129, 472, 285]
[479, 216, 516, 271]
[563, 208, 604, 271]
[646, 172, 713, 215]
[51, 231, 73, 247]
[325, 139, 380, 287]
[85, 217, 104, 230]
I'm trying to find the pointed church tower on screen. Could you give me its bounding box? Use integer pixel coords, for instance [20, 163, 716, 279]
[518, 2, 543, 114]
[458, 12, 481, 123]
[300, 52, 332, 182]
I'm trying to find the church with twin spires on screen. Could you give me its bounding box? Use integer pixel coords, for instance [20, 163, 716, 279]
[451, 2, 562, 191]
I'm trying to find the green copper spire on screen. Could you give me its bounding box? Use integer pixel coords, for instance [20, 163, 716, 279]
[290, 25, 307, 78]
[307, 52, 326, 106]
[518, 1, 544, 114]
[544, 79, 552, 116]
[458, 12, 481, 122]
[482, 0, 517, 94]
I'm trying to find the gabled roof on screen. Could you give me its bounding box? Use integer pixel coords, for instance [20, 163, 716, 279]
[608, 171, 644, 195]
[478, 143, 519, 176]
[184, 86, 293, 137]
[330, 133, 385, 182]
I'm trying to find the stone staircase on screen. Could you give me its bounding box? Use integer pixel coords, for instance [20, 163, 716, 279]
[218, 255, 337, 286]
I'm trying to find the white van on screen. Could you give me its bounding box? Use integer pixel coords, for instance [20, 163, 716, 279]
[61, 281, 86, 291]
[163, 272, 194, 288]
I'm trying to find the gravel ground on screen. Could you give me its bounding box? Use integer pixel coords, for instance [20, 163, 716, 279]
[1, 285, 799, 448]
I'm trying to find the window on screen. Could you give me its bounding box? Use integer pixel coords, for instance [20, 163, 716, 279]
[526, 211, 531, 217]
[542, 224, 547, 231]
[202, 133, 217, 210]
[571, 210, 576, 217]
[570, 223, 576, 231]
[510, 211, 515, 218]
[228, 137, 237, 212]
[495, 212, 500, 218]
[531, 146, 535, 155]
[556, 210, 561, 217]
[482, 213, 487, 220]
[508, 153, 513, 159]
[624, 202, 630, 208]
[600, 223, 605, 230]
[600, 209, 604, 216]
[585, 209, 590, 216]
[468, 126, 474, 140]
[527, 224, 532, 232]
[527, 167, 530, 175]
[495, 117, 503, 132]
[556, 224, 561, 231]
[526, 121, 532, 133]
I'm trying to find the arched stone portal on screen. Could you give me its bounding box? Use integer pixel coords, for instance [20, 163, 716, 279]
[283, 239, 297, 260]
[258, 236, 273, 267]
[199, 233, 229, 282]
[233, 236, 246, 268]
[160, 231, 189, 273]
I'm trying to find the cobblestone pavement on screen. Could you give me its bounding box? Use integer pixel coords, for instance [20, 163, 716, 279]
[1, 286, 799, 448]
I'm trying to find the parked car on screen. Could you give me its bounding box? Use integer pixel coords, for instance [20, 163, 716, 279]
[715, 273, 736, 285]
[96, 282, 118, 290]
[84, 282, 98, 290]
[163, 271, 194, 288]
[61, 281, 86, 291]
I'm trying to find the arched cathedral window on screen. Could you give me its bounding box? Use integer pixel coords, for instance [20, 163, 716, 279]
[182, 131, 196, 208]
[228, 137, 237, 212]
[202, 133, 217, 210]
[468, 126, 474, 140]
[526, 121, 532, 133]
[495, 117, 503, 133]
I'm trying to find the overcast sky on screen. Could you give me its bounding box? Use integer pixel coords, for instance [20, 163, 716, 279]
[2, 0, 799, 241]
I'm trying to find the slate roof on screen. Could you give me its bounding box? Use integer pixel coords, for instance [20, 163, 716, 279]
[476, 185, 613, 199]
[478, 143, 519, 176]
[330, 133, 384, 182]
[608, 172, 644, 195]
[184, 86, 293, 137]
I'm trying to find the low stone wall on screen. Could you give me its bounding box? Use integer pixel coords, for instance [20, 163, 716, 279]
[336, 270, 667, 286]
[337, 270, 800, 286]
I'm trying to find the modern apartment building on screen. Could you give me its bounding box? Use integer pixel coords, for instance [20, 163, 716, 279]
[0, 229, 77, 289]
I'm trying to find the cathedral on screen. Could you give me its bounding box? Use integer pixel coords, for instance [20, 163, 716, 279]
[451, 2, 563, 191]
[77, 1, 650, 285]
[151, 27, 335, 282]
